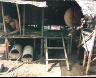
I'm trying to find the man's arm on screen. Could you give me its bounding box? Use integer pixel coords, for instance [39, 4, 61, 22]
[8, 19, 20, 35]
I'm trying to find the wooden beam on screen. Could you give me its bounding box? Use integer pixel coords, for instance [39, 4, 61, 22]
[1, 2, 6, 33]
[23, 4, 25, 35]
[16, 4, 21, 35]
[41, 7, 44, 58]
[1, 2, 9, 60]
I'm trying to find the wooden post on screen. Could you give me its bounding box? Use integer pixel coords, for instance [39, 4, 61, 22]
[1, 2, 6, 33]
[23, 4, 25, 35]
[77, 30, 82, 59]
[69, 7, 76, 55]
[1, 2, 9, 60]
[0, 2, 2, 23]
[41, 7, 44, 58]
[62, 34, 70, 70]
[16, 4, 21, 35]
[85, 30, 95, 75]
[83, 50, 87, 67]
[82, 30, 88, 52]
[5, 38, 9, 60]
[45, 35, 48, 71]
[78, 30, 94, 48]
[33, 38, 35, 60]
[70, 34, 72, 55]
[66, 37, 70, 55]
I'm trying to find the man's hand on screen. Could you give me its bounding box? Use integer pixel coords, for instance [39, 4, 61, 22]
[4, 32, 9, 36]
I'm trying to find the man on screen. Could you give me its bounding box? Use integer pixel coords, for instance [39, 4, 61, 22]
[4, 15, 20, 36]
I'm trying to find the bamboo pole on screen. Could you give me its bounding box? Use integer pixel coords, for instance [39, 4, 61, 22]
[83, 50, 87, 67]
[81, 30, 88, 53]
[41, 7, 44, 58]
[5, 38, 9, 60]
[85, 30, 95, 75]
[62, 34, 70, 70]
[1, 2, 9, 60]
[33, 38, 35, 60]
[0, 2, 2, 23]
[6, 54, 22, 74]
[70, 7, 76, 55]
[23, 4, 25, 35]
[78, 30, 94, 48]
[86, 23, 96, 74]
[67, 38, 70, 55]
[1, 2, 6, 33]
[77, 30, 82, 59]
[16, 4, 21, 35]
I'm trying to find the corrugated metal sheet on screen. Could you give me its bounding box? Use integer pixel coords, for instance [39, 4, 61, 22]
[0, 0, 47, 7]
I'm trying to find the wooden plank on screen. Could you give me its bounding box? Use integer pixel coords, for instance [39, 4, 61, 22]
[45, 47, 64, 49]
[4, 36, 43, 38]
[46, 59, 67, 61]
[44, 36, 62, 39]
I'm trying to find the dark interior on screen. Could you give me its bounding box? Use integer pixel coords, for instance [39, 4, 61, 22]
[2, 1, 83, 31]
[11, 49, 19, 54]
[23, 54, 32, 58]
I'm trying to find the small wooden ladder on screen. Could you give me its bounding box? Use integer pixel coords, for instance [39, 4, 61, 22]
[44, 31, 70, 71]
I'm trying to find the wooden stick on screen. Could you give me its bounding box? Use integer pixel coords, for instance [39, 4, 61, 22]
[83, 50, 87, 67]
[23, 5, 25, 35]
[77, 30, 82, 59]
[1, 2, 9, 60]
[78, 30, 94, 48]
[62, 34, 70, 70]
[5, 38, 9, 60]
[41, 7, 44, 58]
[81, 30, 88, 52]
[1, 2, 6, 33]
[16, 4, 21, 35]
[6, 54, 22, 74]
[85, 30, 95, 75]
[91, 57, 96, 63]
[70, 34, 72, 55]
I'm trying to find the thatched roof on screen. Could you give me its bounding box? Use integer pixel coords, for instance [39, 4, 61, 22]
[0, 0, 47, 7]
[75, 0, 96, 17]
[0, 0, 96, 16]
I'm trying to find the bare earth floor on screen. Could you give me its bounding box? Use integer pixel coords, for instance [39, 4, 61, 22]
[0, 54, 96, 77]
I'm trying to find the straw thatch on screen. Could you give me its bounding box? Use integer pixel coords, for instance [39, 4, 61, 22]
[0, 0, 47, 7]
[75, 0, 96, 17]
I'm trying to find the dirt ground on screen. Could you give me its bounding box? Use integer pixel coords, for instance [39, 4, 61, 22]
[0, 50, 96, 77]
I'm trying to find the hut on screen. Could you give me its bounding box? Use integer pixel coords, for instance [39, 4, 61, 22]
[0, 0, 96, 76]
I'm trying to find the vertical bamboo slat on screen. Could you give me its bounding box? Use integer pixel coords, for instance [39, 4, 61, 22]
[1, 2, 9, 60]
[23, 5, 25, 35]
[1, 2, 6, 33]
[41, 7, 44, 58]
[16, 4, 21, 35]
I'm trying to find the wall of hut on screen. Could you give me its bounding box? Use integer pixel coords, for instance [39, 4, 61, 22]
[0, 0, 84, 60]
